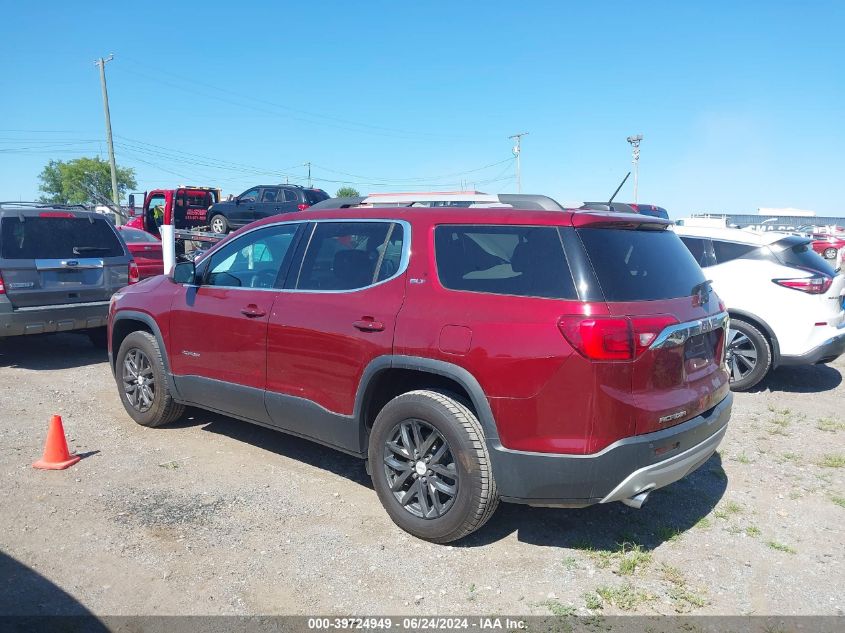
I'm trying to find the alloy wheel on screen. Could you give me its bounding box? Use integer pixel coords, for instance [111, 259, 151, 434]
[122, 348, 155, 412]
[726, 328, 757, 381]
[382, 419, 458, 519]
[211, 217, 226, 233]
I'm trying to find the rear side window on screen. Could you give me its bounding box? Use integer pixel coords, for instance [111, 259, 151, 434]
[1, 217, 124, 259]
[261, 188, 279, 202]
[712, 240, 757, 264]
[295, 221, 402, 290]
[435, 225, 577, 299]
[578, 227, 705, 301]
[770, 237, 835, 276]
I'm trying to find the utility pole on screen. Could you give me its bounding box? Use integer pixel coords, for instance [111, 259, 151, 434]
[508, 132, 529, 193]
[626, 134, 643, 204]
[304, 162, 312, 188]
[95, 54, 121, 224]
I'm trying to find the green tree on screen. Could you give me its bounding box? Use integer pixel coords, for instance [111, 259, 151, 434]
[335, 186, 360, 198]
[38, 157, 137, 205]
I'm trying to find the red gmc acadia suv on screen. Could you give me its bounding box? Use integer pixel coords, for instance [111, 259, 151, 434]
[108, 205, 732, 542]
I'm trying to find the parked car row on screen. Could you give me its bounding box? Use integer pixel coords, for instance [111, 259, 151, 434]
[3, 193, 843, 543]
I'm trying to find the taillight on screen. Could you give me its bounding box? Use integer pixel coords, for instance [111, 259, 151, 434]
[773, 275, 832, 294]
[0, 271, 5, 294]
[558, 314, 678, 361]
[297, 203, 310, 211]
[39, 211, 75, 218]
[128, 261, 140, 284]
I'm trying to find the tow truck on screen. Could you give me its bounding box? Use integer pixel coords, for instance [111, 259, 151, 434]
[125, 186, 227, 271]
[125, 186, 222, 235]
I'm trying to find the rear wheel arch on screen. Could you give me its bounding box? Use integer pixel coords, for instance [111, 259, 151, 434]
[354, 356, 499, 447]
[727, 309, 780, 367]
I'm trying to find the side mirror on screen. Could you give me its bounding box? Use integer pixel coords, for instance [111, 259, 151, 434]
[173, 261, 197, 285]
[235, 197, 241, 205]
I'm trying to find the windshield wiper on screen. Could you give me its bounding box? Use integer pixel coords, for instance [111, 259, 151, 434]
[72, 246, 111, 255]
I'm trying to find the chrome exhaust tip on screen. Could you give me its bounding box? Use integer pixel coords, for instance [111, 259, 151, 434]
[621, 489, 651, 509]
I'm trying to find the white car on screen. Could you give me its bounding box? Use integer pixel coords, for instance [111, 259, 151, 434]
[673, 224, 845, 390]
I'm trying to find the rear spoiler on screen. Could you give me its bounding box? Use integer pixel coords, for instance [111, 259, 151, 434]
[572, 211, 672, 230]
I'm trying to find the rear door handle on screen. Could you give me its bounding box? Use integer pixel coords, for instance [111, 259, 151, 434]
[241, 305, 266, 318]
[353, 318, 385, 332]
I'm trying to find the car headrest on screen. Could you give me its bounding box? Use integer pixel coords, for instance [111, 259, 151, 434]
[510, 241, 532, 273]
[333, 249, 374, 288]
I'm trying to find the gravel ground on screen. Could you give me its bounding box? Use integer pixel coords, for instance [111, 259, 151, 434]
[0, 333, 843, 617]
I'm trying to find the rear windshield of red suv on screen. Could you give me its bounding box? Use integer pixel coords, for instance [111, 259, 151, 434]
[578, 227, 706, 301]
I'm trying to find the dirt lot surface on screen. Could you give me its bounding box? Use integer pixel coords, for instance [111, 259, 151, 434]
[1, 333, 843, 617]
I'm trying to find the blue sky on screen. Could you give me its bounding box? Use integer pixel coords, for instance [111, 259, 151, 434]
[1, 1, 843, 217]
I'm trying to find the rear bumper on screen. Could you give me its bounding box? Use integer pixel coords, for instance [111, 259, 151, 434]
[779, 332, 845, 366]
[489, 392, 732, 506]
[0, 300, 109, 337]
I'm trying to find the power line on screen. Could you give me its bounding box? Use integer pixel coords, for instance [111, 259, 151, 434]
[114, 135, 517, 188]
[119, 58, 483, 143]
[307, 157, 515, 184]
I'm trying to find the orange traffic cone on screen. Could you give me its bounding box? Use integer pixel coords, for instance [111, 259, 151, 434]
[32, 415, 81, 470]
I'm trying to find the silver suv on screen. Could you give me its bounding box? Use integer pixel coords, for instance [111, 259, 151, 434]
[0, 203, 136, 347]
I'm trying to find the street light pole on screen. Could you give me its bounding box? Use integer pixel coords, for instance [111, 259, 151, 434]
[508, 132, 529, 193]
[626, 134, 643, 204]
[95, 54, 121, 224]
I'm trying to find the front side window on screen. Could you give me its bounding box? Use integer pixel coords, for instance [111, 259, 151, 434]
[435, 225, 577, 299]
[205, 223, 299, 288]
[148, 194, 166, 211]
[239, 188, 260, 203]
[295, 222, 402, 290]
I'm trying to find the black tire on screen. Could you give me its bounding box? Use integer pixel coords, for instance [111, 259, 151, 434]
[823, 247, 837, 260]
[87, 327, 108, 349]
[368, 389, 498, 543]
[209, 214, 229, 234]
[116, 331, 185, 427]
[726, 319, 771, 391]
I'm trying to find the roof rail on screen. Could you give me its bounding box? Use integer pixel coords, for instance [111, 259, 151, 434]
[309, 192, 567, 211]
